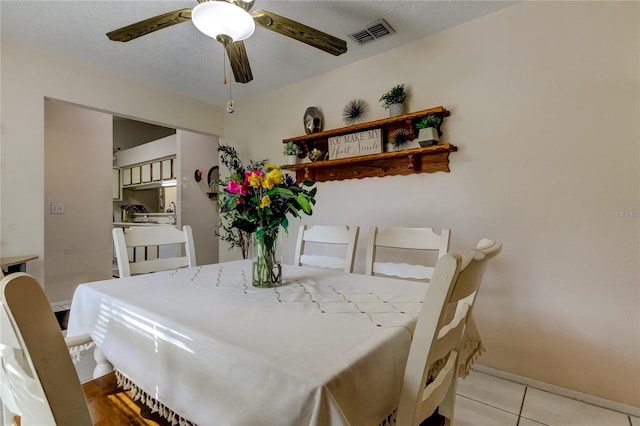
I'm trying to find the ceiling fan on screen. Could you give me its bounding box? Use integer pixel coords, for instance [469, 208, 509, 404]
[106, 0, 348, 84]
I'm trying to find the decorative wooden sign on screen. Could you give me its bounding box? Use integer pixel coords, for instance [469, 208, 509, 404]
[328, 128, 382, 160]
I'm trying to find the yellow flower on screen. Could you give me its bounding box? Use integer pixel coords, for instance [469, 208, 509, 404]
[265, 163, 279, 170]
[248, 172, 263, 188]
[262, 168, 283, 190]
[260, 195, 271, 208]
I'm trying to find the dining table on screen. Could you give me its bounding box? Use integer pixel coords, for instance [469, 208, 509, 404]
[66, 260, 483, 426]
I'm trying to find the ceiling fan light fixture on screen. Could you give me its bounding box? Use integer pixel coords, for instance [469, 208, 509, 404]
[192, 1, 255, 42]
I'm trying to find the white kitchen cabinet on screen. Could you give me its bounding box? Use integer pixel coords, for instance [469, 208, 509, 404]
[112, 168, 122, 201]
[115, 135, 177, 189]
[122, 168, 131, 186]
[162, 158, 173, 180]
[141, 163, 151, 183]
[131, 166, 141, 184]
[120, 156, 176, 188]
[151, 161, 161, 181]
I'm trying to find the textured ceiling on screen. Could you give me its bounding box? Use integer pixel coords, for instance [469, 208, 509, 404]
[1, 1, 515, 107]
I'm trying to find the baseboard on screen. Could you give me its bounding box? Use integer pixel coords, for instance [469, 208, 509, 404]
[51, 300, 71, 331]
[473, 364, 640, 418]
[51, 299, 72, 311]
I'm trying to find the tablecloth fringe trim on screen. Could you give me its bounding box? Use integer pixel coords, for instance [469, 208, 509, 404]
[382, 341, 486, 426]
[68, 342, 94, 363]
[115, 370, 196, 426]
[459, 339, 485, 378]
[380, 409, 397, 426]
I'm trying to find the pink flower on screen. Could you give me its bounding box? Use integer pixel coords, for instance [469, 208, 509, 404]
[240, 182, 249, 195]
[226, 179, 242, 194]
[246, 169, 263, 178]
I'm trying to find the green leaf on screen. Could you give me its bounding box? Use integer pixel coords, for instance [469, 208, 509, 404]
[273, 188, 295, 197]
[296, 195, 312, 214]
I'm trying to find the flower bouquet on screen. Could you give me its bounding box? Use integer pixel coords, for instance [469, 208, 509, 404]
[218, 145, 317, 286]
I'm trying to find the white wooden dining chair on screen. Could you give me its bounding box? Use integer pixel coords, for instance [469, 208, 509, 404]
[293, 224, 360, 273]
[112, 225, 196, 278]
[0, 273, 172, 425]
[395, 239, 502, 426]
[448, 239, 503, 377]
[364, 227, 451, 280]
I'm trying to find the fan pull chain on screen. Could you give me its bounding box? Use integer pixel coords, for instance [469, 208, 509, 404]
[223, 46, 234, 114]
[222, 47, 227, 85]
[227, 78, 234, 114]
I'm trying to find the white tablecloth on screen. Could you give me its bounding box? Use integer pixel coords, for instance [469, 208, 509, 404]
[67, 261, 428, 426]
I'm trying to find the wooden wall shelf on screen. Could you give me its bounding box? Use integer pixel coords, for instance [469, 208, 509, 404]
[282, 143, 457, 183]
[283, 106, 450, 154]
[281, 106, 456, 183]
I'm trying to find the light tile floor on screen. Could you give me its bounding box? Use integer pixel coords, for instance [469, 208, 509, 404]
[3, 363, 638, 425]
[456, 370, 639, 426]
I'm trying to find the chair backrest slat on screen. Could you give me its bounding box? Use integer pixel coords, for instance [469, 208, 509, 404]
[113, 225, 196, 277]
[294, 225, 359, 273]
[365, 227, 450, 280]
[372, 262, 435, 280]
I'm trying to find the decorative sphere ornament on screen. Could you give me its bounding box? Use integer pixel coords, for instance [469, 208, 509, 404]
[342, 99, 369, 125]
[303, 107, 322, 134]
[390, 128, 411, 150]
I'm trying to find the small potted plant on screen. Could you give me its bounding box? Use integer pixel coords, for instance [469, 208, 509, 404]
[283, 142, 303, 165]
[379, 84, 407, 117]
[307, 148, 326, 162]
[415, 115, 443, 147]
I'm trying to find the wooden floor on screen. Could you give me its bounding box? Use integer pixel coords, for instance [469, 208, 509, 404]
[83, 372, 173, 426]
[81, 371, 446, 426]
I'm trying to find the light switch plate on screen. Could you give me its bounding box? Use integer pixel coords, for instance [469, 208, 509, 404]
[51, 202, 64, 214]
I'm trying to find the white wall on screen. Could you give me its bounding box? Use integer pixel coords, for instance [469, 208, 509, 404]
[113, 118, 175, 152]
[0, 41, 224, 300]
[114, 135, 176, 167]
[177, 130, 219, 266]
[222, 2, 639, 407]
[44, 100, 114, 302]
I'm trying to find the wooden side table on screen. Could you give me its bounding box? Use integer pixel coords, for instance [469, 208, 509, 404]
[1, 255, 39, 275]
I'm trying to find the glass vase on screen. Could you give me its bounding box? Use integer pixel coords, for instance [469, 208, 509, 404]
[252, 228, 282, 287]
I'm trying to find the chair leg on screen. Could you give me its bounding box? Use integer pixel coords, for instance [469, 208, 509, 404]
[93, 347, 113, 379]
[438, 378, 458, 426]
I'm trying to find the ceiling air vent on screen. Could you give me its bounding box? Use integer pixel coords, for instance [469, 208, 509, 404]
[349, 19, 395, 45]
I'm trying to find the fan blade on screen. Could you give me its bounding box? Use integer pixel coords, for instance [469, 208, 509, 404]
[226, 0, 256, 12]
[225, 41, 254, 83]
[107, 9, 192, 42]
[252, 10, 347, 56]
